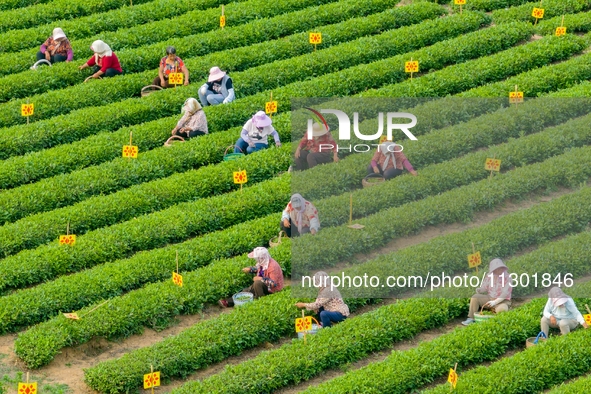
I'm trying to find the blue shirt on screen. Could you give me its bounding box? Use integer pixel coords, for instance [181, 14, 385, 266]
[543, 298, 585, 325]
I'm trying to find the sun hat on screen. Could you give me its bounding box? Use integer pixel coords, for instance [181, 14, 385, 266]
[247, 246, 268, 259]
[208, 66, 226, 82]
[252, 111, 272, 128]
[52, 27, 66, 40]
[310, 122, 329, 137]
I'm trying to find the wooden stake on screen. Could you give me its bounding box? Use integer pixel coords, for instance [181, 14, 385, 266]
[534, 0, 542, 26]
[472, 242, 478, 275]
[302, 310, 307, 344]
[80, 299, 110, 318]
[221, 5, 225, 30]
[176, 250, 179, 274]
[151, 364, 154, 394]
[450, 363, 458, 392]
[561, 14, 565, 27]
[66, 221, 70, 236]
[410, 57, 413, 80]
[489, 153, 496, 181]
[26, 372, 29, 383]
[585, 304, 591, 315]
[269, 91, 273, 119]
[349, 193, 353, 225]
[26, 99, 30, 125]
[460, 3, 462, 14]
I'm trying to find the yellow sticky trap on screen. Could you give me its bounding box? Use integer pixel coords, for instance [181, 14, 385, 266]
[448, 368, 458, 389]
[379, 135, 392, 144]
[532, 7, 544, 19]
[265, 101, 278, 114]
[405, 61, 419, 73]
[172, 272, 183, 287]
[468, 251, 482, 269]
[484, 158, 501, 172]
[59, 234, 76, 245]
[509, 91, 524, 103]
[233, 170, 247, 184]
[169, 72, 183, 85]
[63, 313, 79, 320]
[18, 382, 37, 393]
[220, 15, 226, 28]
[295, 316, 312, 333]
[21, 103, 34, 117]
[555, 27, 566, 36]
[143, 372, 160, 389]
[454, 0, 466, 4]
[309, 32, 322, 44]
[584, 314, 591, 325]
[122, 145, 138, 158]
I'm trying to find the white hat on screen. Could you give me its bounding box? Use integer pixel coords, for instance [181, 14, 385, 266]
[208, 66, 226, 82]
[310, 122, 329, 137]
[52, 27, 66, 40]
[252, 111, 272, 128]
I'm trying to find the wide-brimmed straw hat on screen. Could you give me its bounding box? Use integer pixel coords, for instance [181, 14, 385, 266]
[208, 66, 226, 82]
[310, 122, 329, 137]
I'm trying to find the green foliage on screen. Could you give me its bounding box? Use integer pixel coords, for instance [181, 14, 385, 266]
[548, 374, 591, 393]
[13, 225, 291, 369]
[0, 146, 290, 291]
[492, 0, 591, 25]
[0, 126, 289, 254]
[292, 154, 591, 275]
[366, 33, 587, 98]
[466, 0, 536, 12]
[304, 233, 591, 393]
[0, 2, 457, 158]
[0, 0, 156, 33]
[0, 0, 235, 53]
[0, 0, 418, 96]
[536, 10, 591, 35]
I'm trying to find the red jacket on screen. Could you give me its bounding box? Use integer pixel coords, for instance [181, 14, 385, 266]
[86, 53, 122, 73]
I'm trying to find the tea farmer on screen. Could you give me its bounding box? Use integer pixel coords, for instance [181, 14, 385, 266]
[218, 247, 284, 308]
[281, 193, 319, 237]
[78, 40, 122, 78]
[462, 258, 512, 326]
[541, 287, 589, 337]
[169, 98, 208, 139]
[153, 46, 189, 88]
[198, 66, 235, 107]
[368, 141, 417, 180]
[296, 271, 350, 328]
[294, 122, 339, 170]
[234, 111, 281, 154]
[37, 28, 73, 64]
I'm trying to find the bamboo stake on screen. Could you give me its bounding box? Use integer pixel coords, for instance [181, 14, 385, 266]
[79, 299, 111, 318]
[151, 364, 155, 394]
[302, 310, 307, 344]
[176, 250, 179, 274]
[472, 242, 478, 275]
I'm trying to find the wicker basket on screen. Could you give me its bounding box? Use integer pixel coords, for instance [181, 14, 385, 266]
[164, 135, 185, 147]
[141, 85, 163, 97]
[223, 145, 244, 161]
[269, 231, 287, 248]
[473, 312, 496, 323]
[362, 173, 385, 188]
[526, 332, 547, 348]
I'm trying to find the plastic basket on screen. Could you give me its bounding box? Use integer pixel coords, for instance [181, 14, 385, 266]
[223, 145, 244, 161]
[30, 59, 52, 70]
[362, 173, 385, 188]
[473, 312, 496, 323]
[141, 85, 163, 97]
[297, 324, 322, 339]
[232, 292, 253, 306]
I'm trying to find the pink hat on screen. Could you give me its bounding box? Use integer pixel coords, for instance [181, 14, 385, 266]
[252, 111, 272, 128]
[208, 66, 226, 82]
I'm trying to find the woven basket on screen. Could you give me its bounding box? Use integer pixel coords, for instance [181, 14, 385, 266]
[141, 85, 163, 97]
[223, 145, 244, 161]
[526, 332, 547, 348]
[269, 231, 286, 248]
[164, 135, 185, 147]
[362, 173, 385, 188]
